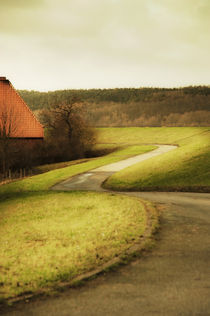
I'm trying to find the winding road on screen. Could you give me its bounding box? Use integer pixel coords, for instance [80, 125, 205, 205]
[3, 145, 210, 316]
[52, 145, 176, 192]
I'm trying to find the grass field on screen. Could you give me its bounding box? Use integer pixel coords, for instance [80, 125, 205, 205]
[98, 127, 210, 191]
[0, 191, 152, 300]
[97, 127, 209, 144]
[0, 144, 156, 302]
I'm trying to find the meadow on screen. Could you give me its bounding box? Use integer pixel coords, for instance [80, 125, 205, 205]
[0, 191, 153, 300]
[0, 144, 156, 302]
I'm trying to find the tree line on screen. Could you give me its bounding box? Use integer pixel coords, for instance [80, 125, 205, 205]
[19, 86, 210, 127]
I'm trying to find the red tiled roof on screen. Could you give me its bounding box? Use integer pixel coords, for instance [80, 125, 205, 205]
[0, 77, 44, 138]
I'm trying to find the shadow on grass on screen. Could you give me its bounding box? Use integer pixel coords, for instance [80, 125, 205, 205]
[0, 190, 76, 204]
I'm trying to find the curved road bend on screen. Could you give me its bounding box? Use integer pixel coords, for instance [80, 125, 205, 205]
[52, 145, 176, 191]
[4, 146, 210, 316]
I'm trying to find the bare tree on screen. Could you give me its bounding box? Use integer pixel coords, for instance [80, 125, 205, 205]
[41, 97, 83, 139]
[0, 100, 22, 174]
[40, 97, 96, 161]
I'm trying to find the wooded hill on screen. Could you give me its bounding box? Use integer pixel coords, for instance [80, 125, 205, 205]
[19, 86, 210, 127]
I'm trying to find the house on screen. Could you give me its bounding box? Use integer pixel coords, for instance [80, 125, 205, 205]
[0, 77, 44, 140]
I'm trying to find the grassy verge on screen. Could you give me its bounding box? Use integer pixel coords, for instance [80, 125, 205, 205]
[100, 128, 210, 192]
[0, 191, 150, 301]
[0, 145, 156, 197]
[32, 144, 121, 174]
[32, 158, 90, 174]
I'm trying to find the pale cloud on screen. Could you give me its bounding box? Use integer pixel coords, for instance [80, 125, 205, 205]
[0, 0, 209, 90]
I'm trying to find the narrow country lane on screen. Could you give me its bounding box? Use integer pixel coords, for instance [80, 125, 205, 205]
[52, 145, 176, 191]
[3, 145, 210, 316]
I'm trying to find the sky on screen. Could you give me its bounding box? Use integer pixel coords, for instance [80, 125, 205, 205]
[0, 0, 209, 91]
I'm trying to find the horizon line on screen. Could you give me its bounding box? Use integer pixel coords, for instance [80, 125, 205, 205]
[17, 84, 210, 93]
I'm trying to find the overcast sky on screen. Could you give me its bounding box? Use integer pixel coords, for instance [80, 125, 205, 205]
[0, 0, 209, 91]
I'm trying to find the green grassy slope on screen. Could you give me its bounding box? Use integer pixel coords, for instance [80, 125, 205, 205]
[100, 127, 210, 192]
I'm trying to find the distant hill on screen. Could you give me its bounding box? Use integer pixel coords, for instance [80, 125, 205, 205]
[19, 86, 210, 127]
